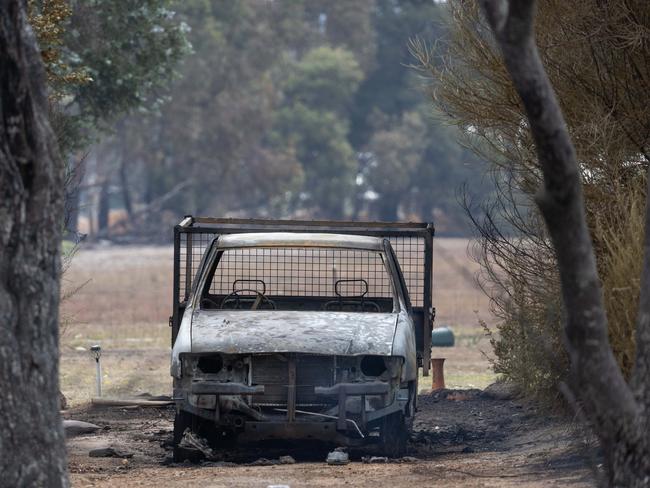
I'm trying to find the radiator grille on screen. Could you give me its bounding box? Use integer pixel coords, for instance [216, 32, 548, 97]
[250, 354, 335, 406]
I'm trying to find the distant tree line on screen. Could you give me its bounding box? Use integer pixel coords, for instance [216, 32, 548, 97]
[53, 0, 493, 240]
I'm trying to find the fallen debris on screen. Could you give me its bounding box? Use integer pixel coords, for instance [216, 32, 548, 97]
[481, 381, 519, 401]
[249, 458, 278, 466]
[202, 461, 238, 468]
[179, 429, 216, 460]
[362, 456, 388, 464]
[361, 456, 419, 464]
[446, 392, 471, 402]
[279, 455, 296, 465]
[89, 446, 134, 458]
[64, 420, 101, 437]
[91, 398, 173, 407]
[399, 456, 419, 463]
[326, 450, 349, 465]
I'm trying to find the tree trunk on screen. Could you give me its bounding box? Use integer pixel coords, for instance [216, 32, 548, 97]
[479, 0, 649, 485]
[97, 179, 110, 234]
[65, 184, 80, 236]
[119, 157, 133, 219]
[0, 2, 68, 487]
[376, 194, 399, 221]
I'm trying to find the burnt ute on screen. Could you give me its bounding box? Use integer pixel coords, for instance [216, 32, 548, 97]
[170, 217, 434, 459]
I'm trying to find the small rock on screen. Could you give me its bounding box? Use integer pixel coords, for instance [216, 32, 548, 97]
[326, 450, 349, 465]
[160, 436, 174, 450]
[461, 446, 474, 453]
[362, 456, 387, 464]
[446, 392, 470, 402]
[89, 447, 134, 458]
[249, 458, 278, 466]
[482, 381, 519, 400]
[279, 455, 296, 465]
[63, 420, 101, 437]
[400, 456, 419, 463]
[202, 461, 237, 467]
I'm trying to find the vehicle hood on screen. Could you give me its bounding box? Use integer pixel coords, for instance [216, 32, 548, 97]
[190, 310, 398, 356]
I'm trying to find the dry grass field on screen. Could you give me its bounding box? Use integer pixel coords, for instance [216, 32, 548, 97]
[60, 238, 496, 405]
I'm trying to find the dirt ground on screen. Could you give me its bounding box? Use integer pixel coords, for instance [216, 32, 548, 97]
[60, 240, 596, 487]
[65, 385, 596, 487]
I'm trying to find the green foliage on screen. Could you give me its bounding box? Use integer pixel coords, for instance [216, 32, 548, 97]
[274, 46, 363, 217]
[83, 0, 494, 236]
[275, 102, 357, 218]
[366, 111, 426, 220]
[53, 0, 190, 152]
[67, 0, 190, 121]
[306, 0, 377, 74]
[284, 47, 363, 115]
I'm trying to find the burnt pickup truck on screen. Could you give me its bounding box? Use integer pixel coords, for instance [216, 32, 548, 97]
[170, 218, 434, 459]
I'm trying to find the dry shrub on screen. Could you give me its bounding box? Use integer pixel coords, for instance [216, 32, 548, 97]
[467, 172, 567, 399]
[593, 177, 646, 378]
[413, 0, 650, 401]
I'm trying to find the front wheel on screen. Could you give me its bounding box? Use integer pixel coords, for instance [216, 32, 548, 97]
[380, 410, 408, 458]
[172, 411, 204, 463]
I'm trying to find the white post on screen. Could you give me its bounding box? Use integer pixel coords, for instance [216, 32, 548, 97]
[91, 345, 102, 397]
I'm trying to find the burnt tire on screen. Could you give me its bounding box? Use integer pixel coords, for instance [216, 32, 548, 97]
[172, 411, 203, 463]
[380, 410, 408, 458]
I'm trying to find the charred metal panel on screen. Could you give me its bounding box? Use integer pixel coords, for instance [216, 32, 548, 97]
[216, 232, 385, 251]
[249, 354, 337, 407]
[190, 310, 397, 356]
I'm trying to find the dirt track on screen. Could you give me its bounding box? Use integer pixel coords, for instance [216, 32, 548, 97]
[66, 385, 597, 487]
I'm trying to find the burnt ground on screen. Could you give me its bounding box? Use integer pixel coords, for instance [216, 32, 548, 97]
[65, 385, 599, 487]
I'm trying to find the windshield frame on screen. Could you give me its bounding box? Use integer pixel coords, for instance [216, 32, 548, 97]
[189, 239, 401, 313]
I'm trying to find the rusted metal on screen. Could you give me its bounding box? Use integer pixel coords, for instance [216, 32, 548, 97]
[184, 233, 192, 301]
[314, 382, 390, 396]
[189, 382, 264, 395]
[423, 223, 434, 376]
[430, 358, 446, 391]
[337, 387, 347, 430]
[171, 226, 181, 347]
[287, 356, 296, 422]
[238, 421, 366, 445]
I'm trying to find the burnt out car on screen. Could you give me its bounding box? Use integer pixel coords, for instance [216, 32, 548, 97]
[170, 218, 434, 459]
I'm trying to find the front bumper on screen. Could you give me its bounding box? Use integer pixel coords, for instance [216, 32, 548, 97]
[174, 380, 405, 443]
